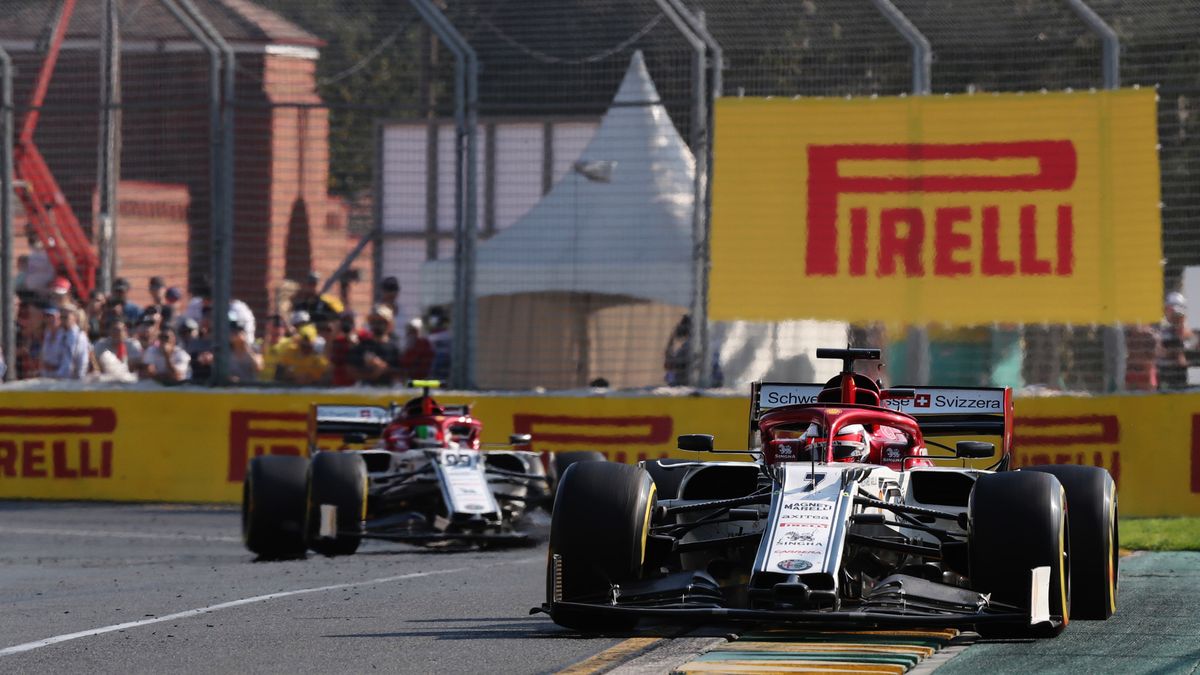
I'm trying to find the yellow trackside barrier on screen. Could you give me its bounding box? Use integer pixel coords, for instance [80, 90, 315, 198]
[0, 388, 1198, 515]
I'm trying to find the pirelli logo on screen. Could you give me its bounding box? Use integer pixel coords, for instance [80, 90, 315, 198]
[512, 414, 672, 464]
[226, 411, 307, 482]
[807, 141, 1076, 278]
[710, 90, 1162, 325]
[1013, 415, 1120, 486]
[0, 408, 116, 479]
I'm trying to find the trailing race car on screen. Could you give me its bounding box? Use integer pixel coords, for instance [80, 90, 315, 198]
[541, 348, 1118, 636]
[242, 381, 603, 558]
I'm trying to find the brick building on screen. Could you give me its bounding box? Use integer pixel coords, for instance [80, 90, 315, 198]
[0, 0, 371, 325]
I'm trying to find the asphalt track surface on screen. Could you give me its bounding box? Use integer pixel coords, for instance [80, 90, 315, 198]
[0, 502, 623, 674]
[3, 502, 1199, 674]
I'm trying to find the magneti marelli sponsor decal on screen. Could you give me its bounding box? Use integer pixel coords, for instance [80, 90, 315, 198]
[766, 467, 841, 574]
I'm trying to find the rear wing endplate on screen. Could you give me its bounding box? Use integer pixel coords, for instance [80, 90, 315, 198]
[749, 381, 1013, 456]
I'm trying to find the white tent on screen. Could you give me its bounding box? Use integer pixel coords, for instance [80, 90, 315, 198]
[423, 50, 695, 310]
[421, 51, 846, 389]
[422, 51, 694, 389]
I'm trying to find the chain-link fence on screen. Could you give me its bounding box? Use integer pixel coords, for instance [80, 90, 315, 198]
[1, 0, 1197, 395]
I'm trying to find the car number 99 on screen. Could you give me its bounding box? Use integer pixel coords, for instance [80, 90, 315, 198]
[439, 450, 478, 468]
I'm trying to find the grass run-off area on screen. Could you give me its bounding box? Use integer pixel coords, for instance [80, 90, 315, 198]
[1121, 517, 1200, 551]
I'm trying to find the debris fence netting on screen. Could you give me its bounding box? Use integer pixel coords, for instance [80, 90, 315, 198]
[1, 0, 1197, 395]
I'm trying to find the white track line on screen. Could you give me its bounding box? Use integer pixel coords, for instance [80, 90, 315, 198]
[0, 526, 241, 543]
[0, 556, 540, 656]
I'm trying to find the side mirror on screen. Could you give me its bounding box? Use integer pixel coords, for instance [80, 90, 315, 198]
[343, 431, 368, 445]
[677, 434, 714, 453]
[956, 441, 995, 459]
[509, 433, 532, 445]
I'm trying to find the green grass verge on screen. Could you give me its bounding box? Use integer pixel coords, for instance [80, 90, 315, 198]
[1120, 517, 1200, 551]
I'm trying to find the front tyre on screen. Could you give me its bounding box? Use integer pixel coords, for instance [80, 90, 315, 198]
[547, 461, 656, 632]
[544, 450, 607, 511]
[1023, 465, 1118, 619]
[969, 471, 1070, 635]
[305, 452, 367, 557]
[242, 455, 309, 559]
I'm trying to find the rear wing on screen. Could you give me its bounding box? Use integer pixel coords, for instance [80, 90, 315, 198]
[308, 401, 475, 450]
[749, 381, 1014, 456]
[309, 404, 392, 450]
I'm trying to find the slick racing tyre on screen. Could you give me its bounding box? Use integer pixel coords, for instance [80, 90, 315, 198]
[641, 458, 693, 500]
[547, 461, 656, 632]
[305, 452, 368, 557]
[242, 455, 309, 560]
[1023, 465, 1118, 619]
[969, 471, 1070, 636]
[544, 451, 607, 510]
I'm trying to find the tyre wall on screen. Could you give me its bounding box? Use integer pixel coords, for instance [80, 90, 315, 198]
[0, 388, 1197, 515]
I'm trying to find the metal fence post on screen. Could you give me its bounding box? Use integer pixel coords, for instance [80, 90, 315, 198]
[677, 3, 722, 389]
[169, 0, 235, 386]
[870, 0, 933, 382]
[1067, 0, 1125, 392]
[0, 47, 13, 382]
[95, 0, 121, 294]
[408, 0, 478, 389]
[671, 3, 723, 389]
[1066, 0, 1119, 89]
[870, 0, 932, 95]
[654, 0, 709, 388]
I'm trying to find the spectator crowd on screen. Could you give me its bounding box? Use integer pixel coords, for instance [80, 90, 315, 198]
[3, 262, 452, 387]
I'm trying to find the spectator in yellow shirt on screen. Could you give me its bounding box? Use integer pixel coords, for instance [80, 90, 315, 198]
[259, 314, 290, 382]
[275, 324, 329, 386]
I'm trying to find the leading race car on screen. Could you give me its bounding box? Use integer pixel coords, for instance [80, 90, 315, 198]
[540, 348, 1118, 636]
[242, 381, 603, 558]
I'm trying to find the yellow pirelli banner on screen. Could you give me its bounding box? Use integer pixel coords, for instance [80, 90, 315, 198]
[0, 390, 748, 504]
[0, 388, 1198, 516]
[711, 89, 1162, 325]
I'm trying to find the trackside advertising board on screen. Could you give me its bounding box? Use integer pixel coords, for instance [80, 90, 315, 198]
[710, 89, 1162, 325]
[1, 388, 1199, 516]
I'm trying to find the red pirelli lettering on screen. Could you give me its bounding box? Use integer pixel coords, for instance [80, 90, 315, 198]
[512, 414, 674, 463]
[806, 141, 1077, 277]
[1191, 414, 1200, 494]
[1013, 414, 1120, 485]
[227, 411, 307, 482]
[1014, 415, 1119, 446]
[0, 408, 117, 434]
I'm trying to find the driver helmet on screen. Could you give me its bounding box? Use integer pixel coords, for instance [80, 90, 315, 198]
[413, 424, 438, 442]
[828, 424, 869, 462]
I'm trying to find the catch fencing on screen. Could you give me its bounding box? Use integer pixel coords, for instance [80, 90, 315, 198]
[0, 0, 1197, 395]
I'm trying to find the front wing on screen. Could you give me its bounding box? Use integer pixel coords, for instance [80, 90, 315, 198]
[536, 566, 1061, 632]
[534, 601, 1040, 631]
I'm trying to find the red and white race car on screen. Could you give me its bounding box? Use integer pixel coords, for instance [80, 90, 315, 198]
[242, 381, 603, 559]
[541, 348, 1118, 636]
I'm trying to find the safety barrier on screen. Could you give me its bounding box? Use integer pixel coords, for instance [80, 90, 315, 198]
[0, 388, 1196, 515]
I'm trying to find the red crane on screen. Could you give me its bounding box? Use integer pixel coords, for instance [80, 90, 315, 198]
[15, 0, 98, 299]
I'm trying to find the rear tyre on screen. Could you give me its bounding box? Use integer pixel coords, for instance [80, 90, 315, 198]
[641, 458, 693, 500]
[242, 455, 309, 560]
[305, 452, 367, 557]
[1023, 465, 1118, 619]
[969, 471, 1070, 635]
[547, 461, 656, 632]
